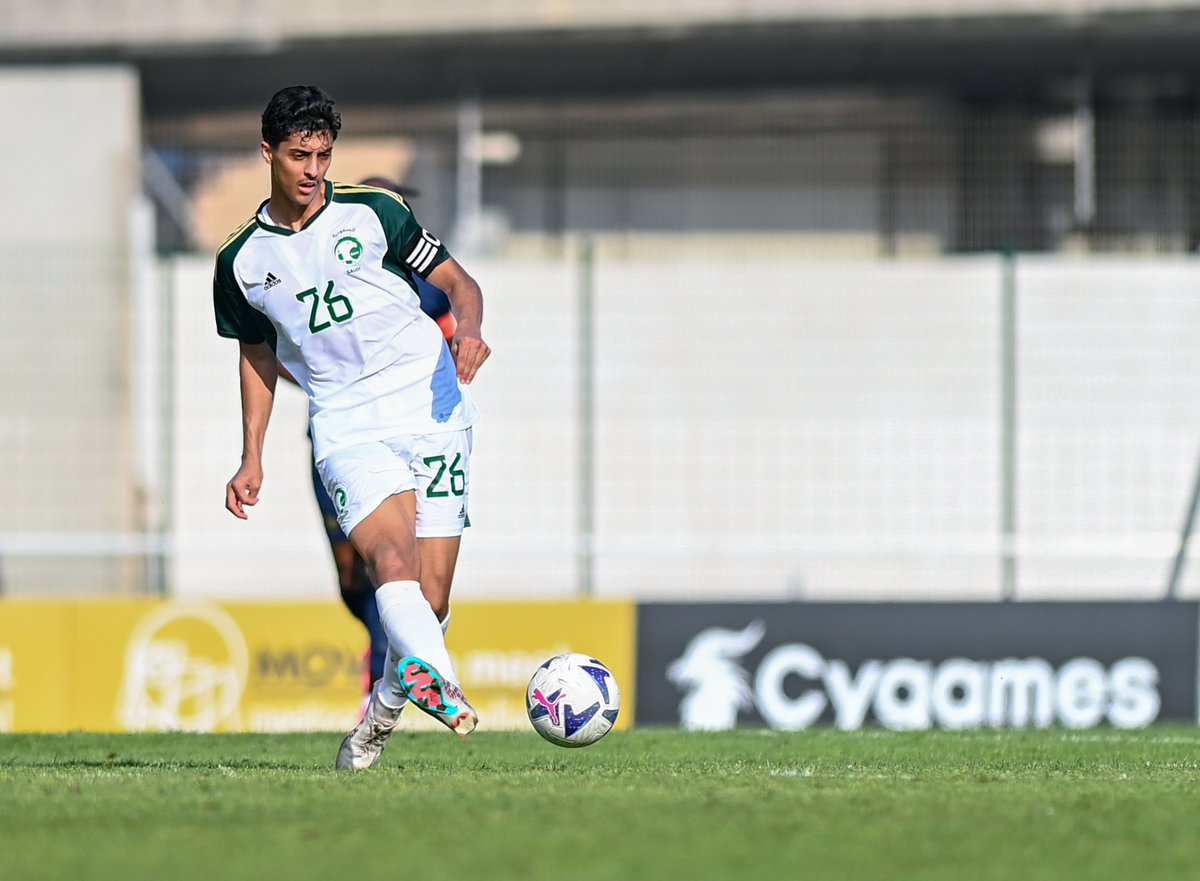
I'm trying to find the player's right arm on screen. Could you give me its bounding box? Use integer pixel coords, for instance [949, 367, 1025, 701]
[214, 221, 281, 519]
[225, 341, 278, 519]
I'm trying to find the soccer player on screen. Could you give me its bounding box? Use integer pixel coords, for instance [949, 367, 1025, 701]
[212, 85, 490, 769]
[283, 178, 458, 709]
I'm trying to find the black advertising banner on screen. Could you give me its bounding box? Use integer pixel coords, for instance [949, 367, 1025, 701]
[635, 602, 1199, 730]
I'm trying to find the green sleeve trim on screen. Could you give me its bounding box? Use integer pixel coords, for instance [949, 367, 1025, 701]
[212, 220, 277, 349]
[332, 183, 451, 279]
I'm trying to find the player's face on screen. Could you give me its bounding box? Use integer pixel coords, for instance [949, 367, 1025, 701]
[262, 130, 333, 210]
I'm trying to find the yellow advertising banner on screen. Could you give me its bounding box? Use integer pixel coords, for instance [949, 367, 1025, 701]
[0, 599, 635, 734]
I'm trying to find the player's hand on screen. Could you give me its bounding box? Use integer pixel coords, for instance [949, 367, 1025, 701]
[451, 325, 491, 385]
[225, 461, 264, 519]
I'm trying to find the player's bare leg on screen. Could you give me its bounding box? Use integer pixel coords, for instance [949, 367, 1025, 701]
[337, 493, 474, 771]
[391, 532, 474, 735]
[417, 535, 461, 622]
[353, 492, 460, 679]
[336, 493, 422, 769]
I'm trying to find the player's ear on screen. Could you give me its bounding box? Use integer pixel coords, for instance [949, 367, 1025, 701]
[260, 141, 273, 165]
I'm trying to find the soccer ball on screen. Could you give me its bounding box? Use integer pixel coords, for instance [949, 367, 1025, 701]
[526, 653, 620, 747]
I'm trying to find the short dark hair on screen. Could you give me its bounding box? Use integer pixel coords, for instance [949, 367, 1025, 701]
[261, 85, 341, 148]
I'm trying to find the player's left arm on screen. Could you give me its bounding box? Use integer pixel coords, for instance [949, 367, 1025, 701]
[379, 194, 490, 383]
[427, 258, 490, 385]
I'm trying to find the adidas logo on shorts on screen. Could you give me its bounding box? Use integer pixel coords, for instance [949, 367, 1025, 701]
[264, 272, 282, 290]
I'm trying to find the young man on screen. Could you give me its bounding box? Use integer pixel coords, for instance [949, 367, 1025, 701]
[285, 178, 457, 709]
[212, 85, 490, 770]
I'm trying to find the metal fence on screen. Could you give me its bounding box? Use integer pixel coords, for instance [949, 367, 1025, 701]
[144, 87, 1200, 261]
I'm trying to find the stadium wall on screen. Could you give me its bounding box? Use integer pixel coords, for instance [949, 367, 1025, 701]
[167, 252, 1200, 604]
[0, 66, 145, 595]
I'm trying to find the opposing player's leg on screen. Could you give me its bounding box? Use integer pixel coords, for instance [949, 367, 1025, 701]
[352, 555, 389, 686]
[327, 541, 367, 693]
[338, 553, 387, 703]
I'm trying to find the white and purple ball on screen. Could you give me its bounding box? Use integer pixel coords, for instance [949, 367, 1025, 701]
[526, 653, 620, 747]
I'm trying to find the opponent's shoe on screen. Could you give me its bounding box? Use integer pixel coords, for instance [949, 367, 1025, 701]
[335, 682, 404, 770]
[397, 656, 478, 737]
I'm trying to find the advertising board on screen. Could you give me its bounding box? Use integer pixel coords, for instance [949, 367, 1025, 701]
[635, 603, 1199, 730]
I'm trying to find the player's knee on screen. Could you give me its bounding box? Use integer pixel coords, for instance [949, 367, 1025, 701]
[365, 545, 419, 583]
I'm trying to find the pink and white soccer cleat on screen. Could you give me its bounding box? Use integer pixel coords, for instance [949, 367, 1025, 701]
[397, 656, 478, 737]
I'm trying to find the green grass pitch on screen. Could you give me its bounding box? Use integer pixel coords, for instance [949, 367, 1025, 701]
[2, 727, 1198, 881]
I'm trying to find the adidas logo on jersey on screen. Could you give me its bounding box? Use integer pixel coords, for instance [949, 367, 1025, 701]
[264, 272, 282, 290]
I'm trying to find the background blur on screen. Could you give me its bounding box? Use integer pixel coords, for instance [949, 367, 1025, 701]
[6, 0, 1200, 604]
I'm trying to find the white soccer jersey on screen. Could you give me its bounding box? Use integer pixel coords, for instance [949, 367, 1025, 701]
[213, 181, 477, 460]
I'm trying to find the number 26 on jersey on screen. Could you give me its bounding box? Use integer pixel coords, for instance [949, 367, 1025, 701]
[296, 280, 354, 333]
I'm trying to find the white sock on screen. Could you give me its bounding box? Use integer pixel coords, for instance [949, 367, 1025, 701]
[375, 581, 459, 703]
[379, 606, 456, 707]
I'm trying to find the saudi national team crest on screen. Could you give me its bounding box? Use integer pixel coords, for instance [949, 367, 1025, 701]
[333, 486, 348, 513]
[333, 235, 363, 267]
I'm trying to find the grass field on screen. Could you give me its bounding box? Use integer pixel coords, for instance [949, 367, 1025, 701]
[2, 727, 1198, 881]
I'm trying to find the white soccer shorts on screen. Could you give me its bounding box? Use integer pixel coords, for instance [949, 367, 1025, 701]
[315, 428, 473, 538]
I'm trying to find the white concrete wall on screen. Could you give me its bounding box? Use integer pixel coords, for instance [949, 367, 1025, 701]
[168, 251, 1200, 602]
[0, 66, 143, 594]
[168, 259, 328, 600]
[1016, 258, 1200, 596]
